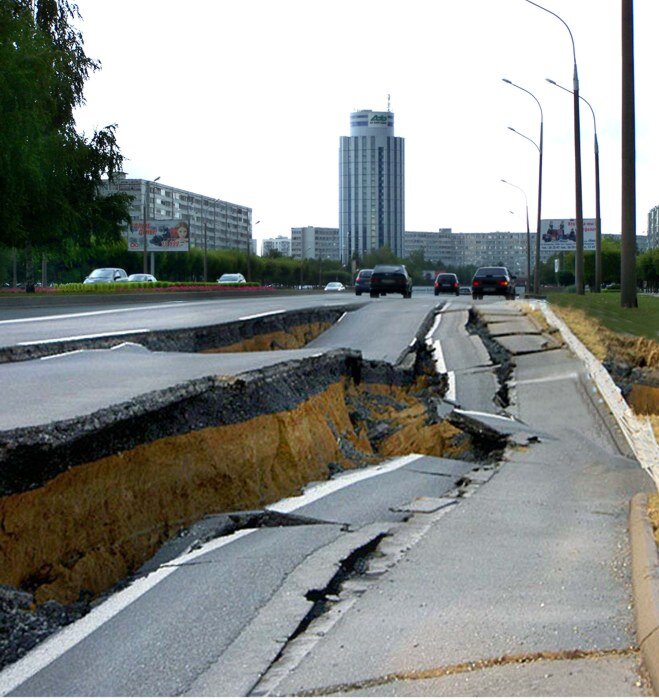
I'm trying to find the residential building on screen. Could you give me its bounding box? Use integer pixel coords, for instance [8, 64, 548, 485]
[291, 226, 340, 261]
[101, 173, 253, 252]
[402, 229, 455, 265]
[262, 236, 292, 257]
[339, 110, 405, 263]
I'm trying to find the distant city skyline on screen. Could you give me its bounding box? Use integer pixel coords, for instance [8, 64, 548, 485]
[73, 0, 659, 248]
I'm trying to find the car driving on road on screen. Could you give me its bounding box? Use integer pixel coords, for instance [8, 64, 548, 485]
[369, 264, 413, 299]
[471, 266, 516, 300]
[83, 268, 129, 284]
[324, 281, 345, 292]
[217, 273, 246, 284]
[127, 274, 157, 283]
[354, 269, 373, 296]
[434, 272, 460, 296]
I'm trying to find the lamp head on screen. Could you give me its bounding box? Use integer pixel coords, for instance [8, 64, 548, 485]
[546, 78, 557, 85]
[507, 126, 516, 133]
[154, 176, 161, 182]
[502, 78, 512, 85]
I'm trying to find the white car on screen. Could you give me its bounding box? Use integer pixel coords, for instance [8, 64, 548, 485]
[217, 273, 246, 284]
[127, 274, 157, 283]
[324, 282, 345, 292]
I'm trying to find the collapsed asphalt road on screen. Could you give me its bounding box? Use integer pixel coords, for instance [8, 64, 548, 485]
[0, 296, 654, 695]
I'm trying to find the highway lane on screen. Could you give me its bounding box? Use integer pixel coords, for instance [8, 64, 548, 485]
[0, 297, 442, 431]
[0, 294, 360, 347]
[0, 454, 478, 697]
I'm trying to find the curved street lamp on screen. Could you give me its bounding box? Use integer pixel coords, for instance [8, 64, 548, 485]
[501, 179, 531, 294]
[525, 0, 584, 294]
[502, 79, 543, 295]
[547, 77, 601, 293]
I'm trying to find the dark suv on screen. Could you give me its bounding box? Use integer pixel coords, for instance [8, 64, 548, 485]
[471, 266, 516, 300]
[370, 264, 413, 299]
[434, 272, 460, 296]
[354, 269, 373, 296]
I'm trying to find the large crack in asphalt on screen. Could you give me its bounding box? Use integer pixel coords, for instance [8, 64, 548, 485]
[0, 304, 522, 676]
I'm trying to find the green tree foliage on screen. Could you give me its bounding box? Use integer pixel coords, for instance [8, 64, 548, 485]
[0, 1, 130, 273]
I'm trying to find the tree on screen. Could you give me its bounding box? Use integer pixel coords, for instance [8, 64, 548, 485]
[0, 1, 130, 289]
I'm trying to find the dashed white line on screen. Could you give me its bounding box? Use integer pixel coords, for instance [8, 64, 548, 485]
[18, 329, 150, 346]
[0, 304, 181, 325]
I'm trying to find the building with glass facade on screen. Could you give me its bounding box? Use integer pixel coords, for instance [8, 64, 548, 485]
[339, 110, 405, 263]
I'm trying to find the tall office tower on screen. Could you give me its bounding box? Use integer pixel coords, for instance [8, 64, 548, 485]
[339, 110, 405, 263]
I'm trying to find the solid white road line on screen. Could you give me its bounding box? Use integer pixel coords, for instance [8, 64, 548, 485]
[238, 309, 286, 321]
[0, 529, 257, 696]
[267, 454, 424, 514]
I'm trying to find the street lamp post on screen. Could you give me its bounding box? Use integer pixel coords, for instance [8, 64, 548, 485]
[143, 176, 160, 273]
[525, 0, 584, 294]
[502, 79, 543, 295]
[501, 179, 531, 295]
[547, 78, 601, 292]
[506, 126, 541, 293]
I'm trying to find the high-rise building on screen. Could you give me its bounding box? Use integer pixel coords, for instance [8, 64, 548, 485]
[339, 110, 405, 263]
[648, 205, 659, 249]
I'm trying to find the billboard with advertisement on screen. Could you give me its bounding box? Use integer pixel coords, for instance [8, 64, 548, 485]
[540, 218, 595, 254]
[127, 220, 190, 253]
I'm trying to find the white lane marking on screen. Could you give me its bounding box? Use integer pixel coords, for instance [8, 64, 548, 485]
[267, 454, 424, 514]
[238, 309, 286, 321]
[514, 372, 580, 386]
[18, 329, 150, 346]
[0, 529, 256, 696]
[455, 408, 518, 422]
[39, 342, 150, 362]
[336, 312, 347, 323]
[0, 303, 183, 325]
[447, 371, 457, 403]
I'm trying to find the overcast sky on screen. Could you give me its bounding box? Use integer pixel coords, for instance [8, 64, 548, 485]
[73, 0, 658, 248]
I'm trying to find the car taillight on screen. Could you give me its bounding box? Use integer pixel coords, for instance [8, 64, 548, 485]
[454, 282, 459, 288]
[473, 280, 481, 286]
[499, 280, 509, 286]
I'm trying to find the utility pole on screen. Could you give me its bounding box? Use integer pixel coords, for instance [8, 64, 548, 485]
[621, 0, 637, 308]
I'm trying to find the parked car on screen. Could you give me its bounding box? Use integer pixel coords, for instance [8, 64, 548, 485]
[471, 266, 516, 300]
[324, 281, 345, 292]
[369, 264, 413, 299]
[83, 268, 129, 284]
[217, 273, 246, 284]
[434, 272, 460, 296]
[127, 274, 157, 283]
[354, 269, 373, 296]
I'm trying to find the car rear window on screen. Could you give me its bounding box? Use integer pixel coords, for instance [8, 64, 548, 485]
[475, 267, 507, 276]
[374, 265, 404, 274]
[438, 274, 456, 282]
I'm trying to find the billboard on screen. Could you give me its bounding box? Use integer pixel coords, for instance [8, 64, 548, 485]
[540, 218, 595, 253]
[127, 220, 190, 253]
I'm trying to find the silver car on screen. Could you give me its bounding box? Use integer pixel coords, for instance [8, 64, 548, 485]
[83, 268, 129, 284]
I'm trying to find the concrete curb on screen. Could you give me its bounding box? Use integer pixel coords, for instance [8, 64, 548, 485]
[629, 492, 659, 693]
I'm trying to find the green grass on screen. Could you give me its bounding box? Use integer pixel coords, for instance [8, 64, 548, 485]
[547, 291, 659, 341]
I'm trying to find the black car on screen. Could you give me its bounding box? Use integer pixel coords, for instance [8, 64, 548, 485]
[434, 272, 460, 296]
[370, 264, 413, 299]
[471, 266, 516, 300]
[354, 269, 373, 296]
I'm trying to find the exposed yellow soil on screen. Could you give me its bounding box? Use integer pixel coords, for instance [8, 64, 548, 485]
[202, 322, 333, 353]
[0, 379, 471, 605]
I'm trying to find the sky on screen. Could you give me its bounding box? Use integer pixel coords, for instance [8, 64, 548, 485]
[73, 0, 659, 251]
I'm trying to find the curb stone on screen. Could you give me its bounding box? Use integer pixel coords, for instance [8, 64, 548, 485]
[629, 492, 659, 693]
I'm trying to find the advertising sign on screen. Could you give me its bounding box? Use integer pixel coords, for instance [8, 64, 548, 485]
[540, 218, 595, 253]
[127, 220, 190, 253]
